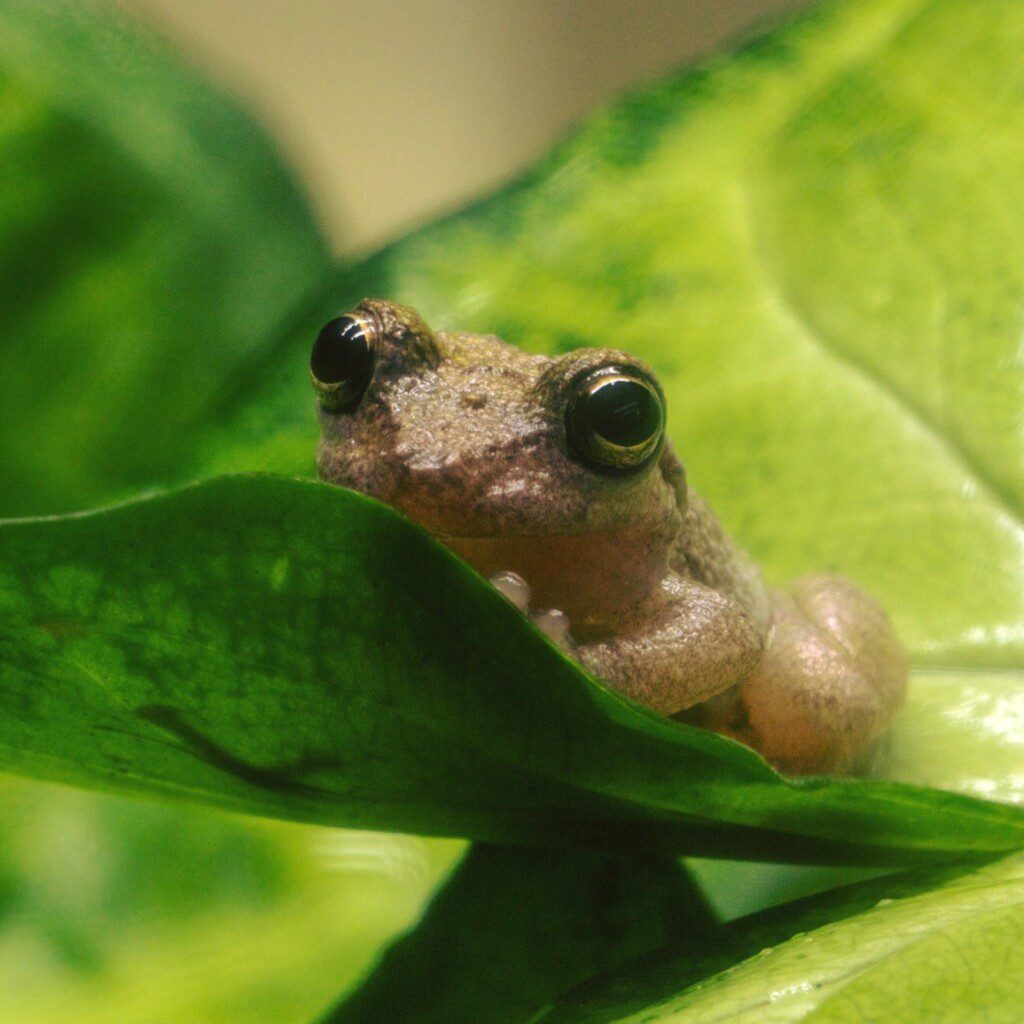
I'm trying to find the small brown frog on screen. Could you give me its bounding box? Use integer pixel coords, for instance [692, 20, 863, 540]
[311, 299, 906, 775]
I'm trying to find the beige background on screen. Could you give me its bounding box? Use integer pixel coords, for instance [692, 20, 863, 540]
[125, 0, 813, 251]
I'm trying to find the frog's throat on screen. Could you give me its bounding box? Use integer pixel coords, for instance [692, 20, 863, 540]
[436, 528, 668, 624]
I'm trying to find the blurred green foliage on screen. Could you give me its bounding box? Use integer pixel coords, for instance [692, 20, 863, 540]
[0, 776, 461, 1022]
[0, 0, 330, 515]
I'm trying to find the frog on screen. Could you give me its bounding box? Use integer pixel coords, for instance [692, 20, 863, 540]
[311, 299, 907, 775]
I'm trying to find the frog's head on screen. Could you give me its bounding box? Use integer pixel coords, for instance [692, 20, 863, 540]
[312, 299, 685, 623]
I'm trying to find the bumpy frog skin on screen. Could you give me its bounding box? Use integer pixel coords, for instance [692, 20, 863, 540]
[313, 299, 907, 775]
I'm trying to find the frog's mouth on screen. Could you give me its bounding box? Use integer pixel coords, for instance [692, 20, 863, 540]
[434, 526, 666, 625]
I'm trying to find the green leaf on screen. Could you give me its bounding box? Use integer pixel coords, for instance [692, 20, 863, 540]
[2, 474, 1023, 864]
[885, 668, 1024, 804]
[537, 852, 1024, 1023]
[0, 0, 330, 516]
[191, 0, 1024, 803]
[318, 845, 714, 1024]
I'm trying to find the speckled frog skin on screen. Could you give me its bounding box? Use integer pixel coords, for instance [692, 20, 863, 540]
[312, 299, 907, 775]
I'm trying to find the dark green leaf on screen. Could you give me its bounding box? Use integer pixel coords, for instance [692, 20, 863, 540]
[318, 845, 714, 1024]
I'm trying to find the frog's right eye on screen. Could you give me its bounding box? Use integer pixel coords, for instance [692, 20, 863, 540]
[310, 314, 377, 411]
[565, 365, 665, 475]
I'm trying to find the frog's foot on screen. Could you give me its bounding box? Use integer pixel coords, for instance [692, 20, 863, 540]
[711, 574, 907, 775]
[489, 571, 532, 612]
[489, 571, 574, 649]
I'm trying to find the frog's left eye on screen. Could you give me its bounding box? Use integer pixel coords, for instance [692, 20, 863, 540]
[310, 314, 377, 411]
[565, 366, 665, 475]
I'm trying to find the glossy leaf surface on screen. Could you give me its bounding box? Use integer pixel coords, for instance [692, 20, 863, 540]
[540, 853, 1024, 1023]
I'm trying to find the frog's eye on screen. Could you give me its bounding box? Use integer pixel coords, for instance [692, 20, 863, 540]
[565, 366, 665, 475]
[310, 314, 377, 411]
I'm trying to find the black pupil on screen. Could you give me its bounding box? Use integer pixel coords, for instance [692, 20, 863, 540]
[584, 378, 661, 447]
[311, 316, 372, 385]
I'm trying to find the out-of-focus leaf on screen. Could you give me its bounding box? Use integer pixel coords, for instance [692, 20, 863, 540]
[319, 845, 714, 1024]
[3, 826, 451, 1024]
[0, 0, 330, 516]
[1, 475, 1023, 865]
[537, 852, 1024, 1023]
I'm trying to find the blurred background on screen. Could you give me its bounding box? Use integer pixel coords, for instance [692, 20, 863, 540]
[0, 1, 812, 1021]
[130, 0, 814, 250]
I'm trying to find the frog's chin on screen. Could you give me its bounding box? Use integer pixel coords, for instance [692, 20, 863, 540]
[434, 527, 668, 625]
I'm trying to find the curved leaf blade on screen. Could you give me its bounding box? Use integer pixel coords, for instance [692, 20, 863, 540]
[1, 475, 1023, 864]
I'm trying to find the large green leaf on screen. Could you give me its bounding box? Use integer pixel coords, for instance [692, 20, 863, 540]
[190, 0, 1024, 803]
[200, 0, 1024, 671]
[538, 852, 1024, 1023]
[1, 474, 1022, 864]
[318, 845, 714, 1024]
[0, 0, 330, 516]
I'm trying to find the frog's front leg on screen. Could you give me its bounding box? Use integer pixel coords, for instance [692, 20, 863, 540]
[705, 575, 907, 775]
[571, 573, 766, 716]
